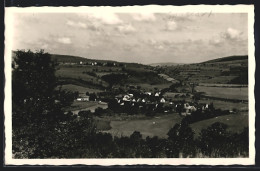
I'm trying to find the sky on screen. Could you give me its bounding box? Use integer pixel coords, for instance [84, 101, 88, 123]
[10, 11, 248, 64]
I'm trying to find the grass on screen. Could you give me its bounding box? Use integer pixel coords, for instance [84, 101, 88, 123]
[135, 83, 172, 92]
[190, 113, 248, 138]
[95, 119, 112, 131]
[64, 101, 108, 112]
[102, 114, 182, 138]
[195, 86, 248, 101]
[198, 99, 248, 111]
[60, 84, 102, 94]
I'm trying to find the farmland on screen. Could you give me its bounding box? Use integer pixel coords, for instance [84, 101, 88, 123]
[102, 114, 182, 138]
[198, 99, 248, 111]
[64, 101, 108, 113]
[191, 113, 248, 137]
[60, 84, 102, 94]
[157, 55, 248, 85]
[195, 86, 248, 101]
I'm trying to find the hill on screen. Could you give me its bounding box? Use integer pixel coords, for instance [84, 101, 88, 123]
[201, 55, 248, 64]
[50, 53, 170, 93]
[149, 62, 186, 67]
[154, 55, 248, 85]
[51, 54, 117, 64]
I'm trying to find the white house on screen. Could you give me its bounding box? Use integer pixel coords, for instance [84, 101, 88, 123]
[145, 92, 152, 96]
[128, 94, 134, 98]
[76, 96, 90, 102]
[160, 98, 166, 103]
[123, 95, 131, 101]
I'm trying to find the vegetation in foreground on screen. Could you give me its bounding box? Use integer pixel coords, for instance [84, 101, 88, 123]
[12, 50, 249, 158]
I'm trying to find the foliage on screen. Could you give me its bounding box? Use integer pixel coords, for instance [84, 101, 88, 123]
[166, 121, 196, 157]
[101, 73, 127, 88]
[12, 50, 96, 158]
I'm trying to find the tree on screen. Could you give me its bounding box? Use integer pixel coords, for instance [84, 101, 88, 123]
[89, 93, 97, 101]
[101, 73, 127, 89]
[12, 50, 64, 158]
[12, 50, 96, 158]
[166, 121, 195, 157]
[198, 122, 230, 157]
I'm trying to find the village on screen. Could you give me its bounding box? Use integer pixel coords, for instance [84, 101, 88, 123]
[74, 84, 213, 117]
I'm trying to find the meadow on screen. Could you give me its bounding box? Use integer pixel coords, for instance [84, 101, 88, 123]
[98, 112, 248, 139]
[60, 84, 102, 94]
[191, 113, 248, 137]
[64, 101, 108, 113]
[198, 99, 248, 111]
[195, 86, 248, 101]
[102, 114, 182, 138]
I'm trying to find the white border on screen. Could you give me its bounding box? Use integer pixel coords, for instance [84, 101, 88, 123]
[4, 5, 255, 165]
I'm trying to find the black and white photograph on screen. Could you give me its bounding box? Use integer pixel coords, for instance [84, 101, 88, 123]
[4, 5, 255, 165]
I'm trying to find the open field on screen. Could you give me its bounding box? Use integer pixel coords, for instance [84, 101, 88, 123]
[102, 114, 182, 138]
[191, 113, 248, 137]
[60, 84, 102, 94]
[198, 99, 248, 111]
[64, 101, 108, 113]
[135, 83, 172, 92]
[98, 112, 248, 139]
[195, 86, 248, 101]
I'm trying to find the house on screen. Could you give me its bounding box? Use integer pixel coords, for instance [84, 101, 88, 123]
[76, 96, 90, 102]
[128, 94, 134, 98]
[183, 103, 197, 114]
[145, 92, 152, 96]
[123, 95, 131, 101]
[160, 98, 166, 103]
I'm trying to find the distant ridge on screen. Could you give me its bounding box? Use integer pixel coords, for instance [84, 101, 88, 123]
[51, 54, 117, 63]
[149, 62, 186, 67]
[201, 55, 248, 63]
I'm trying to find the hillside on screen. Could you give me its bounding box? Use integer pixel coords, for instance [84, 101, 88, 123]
[202, 55, 248, 64]
[49, 54, 170, 93]
[51, 54, 117, 64]
[149, 62, 186, 67]
[154, 55, 248, 85]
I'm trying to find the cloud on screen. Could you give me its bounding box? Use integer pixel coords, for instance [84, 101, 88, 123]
[222, 28, 243, 40]
[209, 28, 245, 47]
[165, 20, 178, 31]
[143, 39, 166, 50]
[56, 37, 71, 44]
[132, 13, 156, 21]
[66, 20, 87, 28]
[116, 24, 136, 34]
[78, 13, 122, 25]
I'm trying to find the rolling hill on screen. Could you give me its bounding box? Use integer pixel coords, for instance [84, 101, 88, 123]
[154, 55, 248, 85]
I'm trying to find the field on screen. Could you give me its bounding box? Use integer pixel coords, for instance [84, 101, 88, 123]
[191, 113, 248, 137]
[102, 114, 182, 138]
[198, 99, 248, 111]
[160, 55, 248, 84]
[60, 84, 102, 94]
[64, 101, 108, 113]
[195, 86, 248, 101]
[98, 112, 248, 139]
[135, 83, 172, 92]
